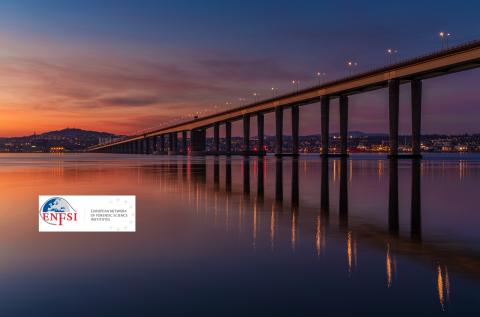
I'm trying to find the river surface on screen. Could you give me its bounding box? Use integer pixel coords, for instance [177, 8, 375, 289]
[0, 153, 479, 316]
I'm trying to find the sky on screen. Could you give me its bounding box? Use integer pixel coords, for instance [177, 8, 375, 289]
[0, 0, 480, 137]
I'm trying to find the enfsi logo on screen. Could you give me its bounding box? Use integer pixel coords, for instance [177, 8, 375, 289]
[40, 197, 78, 225]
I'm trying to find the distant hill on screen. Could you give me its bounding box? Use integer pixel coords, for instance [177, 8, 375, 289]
[37, 128, 117, 139]
[0, 128, 122, 152]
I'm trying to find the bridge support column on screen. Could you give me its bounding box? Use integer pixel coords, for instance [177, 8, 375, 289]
[213, 123, 220, 154]
[243, 114, 250, 155]
[168, 133, 178, 155]
[411, 79, 422, 158]
[257, 113, 265, 155]
[339, 95, 349, 156]
[321, 96, 330, 156]
[145, 137, 151, 154]
[388, 79, 400, 157]
[275, 106, 283, 156]
[139, 139, 145, 154]
[225, 121, 232, 155]
[182, 131, 188, 154]
[190, 128, 206, 155]
[152, 136, 157, 153]
[292, 105, 299, 156]
[159, 135, 165, 154]
[173, 133, 178, 153]
[130, 142, 134, 154]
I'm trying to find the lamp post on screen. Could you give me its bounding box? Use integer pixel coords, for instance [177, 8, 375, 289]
[387, 48, 398, 64]
[271, 87, 277, 98]
[439, 32, 451, 49]
[347, 61, 358, 75]
[292, 80, 300, 93]
[253, 92, 259, 102]
[316, 72, 326, 85]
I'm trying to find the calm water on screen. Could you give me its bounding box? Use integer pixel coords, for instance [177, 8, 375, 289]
[1, 153, 479, 316]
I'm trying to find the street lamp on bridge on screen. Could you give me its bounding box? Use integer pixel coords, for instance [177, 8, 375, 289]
[439, 32, 452, 49]
[292, 80, 300, 93]
[271, 87, 277, 98]
[387, 48, 398, 64]
[347, 61, 358, 75]
[316, 72, 326, 85]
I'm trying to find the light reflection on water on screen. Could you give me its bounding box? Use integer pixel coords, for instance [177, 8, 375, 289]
[0, 153, 479, 316]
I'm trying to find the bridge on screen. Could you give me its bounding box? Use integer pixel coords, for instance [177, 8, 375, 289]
[88, 40, 480, 157]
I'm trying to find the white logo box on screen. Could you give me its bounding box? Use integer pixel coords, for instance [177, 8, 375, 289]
[39, 195, 135, 232]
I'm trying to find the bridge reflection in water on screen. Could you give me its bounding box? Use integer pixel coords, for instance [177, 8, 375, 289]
[146, 156, 480, 312]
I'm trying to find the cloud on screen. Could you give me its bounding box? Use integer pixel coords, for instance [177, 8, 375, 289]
[198, 56, 296, 82]
[99, 95, 161, 107]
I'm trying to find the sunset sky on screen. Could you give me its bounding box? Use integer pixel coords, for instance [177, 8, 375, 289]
[0, 0, 480, 136]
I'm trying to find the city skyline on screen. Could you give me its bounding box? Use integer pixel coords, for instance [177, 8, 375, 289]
[1, 0, 480, 136]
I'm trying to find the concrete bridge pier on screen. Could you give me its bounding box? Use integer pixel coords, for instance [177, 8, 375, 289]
[225, 121, 232, 155]
[158, 135, 165, 154]
[151, 135, 157, 154]
[190, 128, 206, 155]
[275, 106, 283, 156]
[145, 137, 151, 154]
[388, 79, 400, 158]
[292, 105, 299, 156]
[411, 79, 422, 158]
[168, 132, 178, 155]
[339, 95, 349, 157]
[182, 131, 188, 154]
[213, 123, 220, 155]
[320, 96, 330, 157]
[243, 114, 250, 155]
[139, 139, 144, 154]
[257, 113, 265, 155]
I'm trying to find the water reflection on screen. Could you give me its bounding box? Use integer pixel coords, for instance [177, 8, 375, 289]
[339, 158, 348, 229]
[275, 158, 283, 203]
[437, 264, 451, 311]
[5, 153, 480, 315]
[170, 155, 480, 313]
[388, 159, 399, 235]
[411, 158, 422, 241]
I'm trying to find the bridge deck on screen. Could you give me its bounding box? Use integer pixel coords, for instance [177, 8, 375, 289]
[90, 40, 480, 151]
